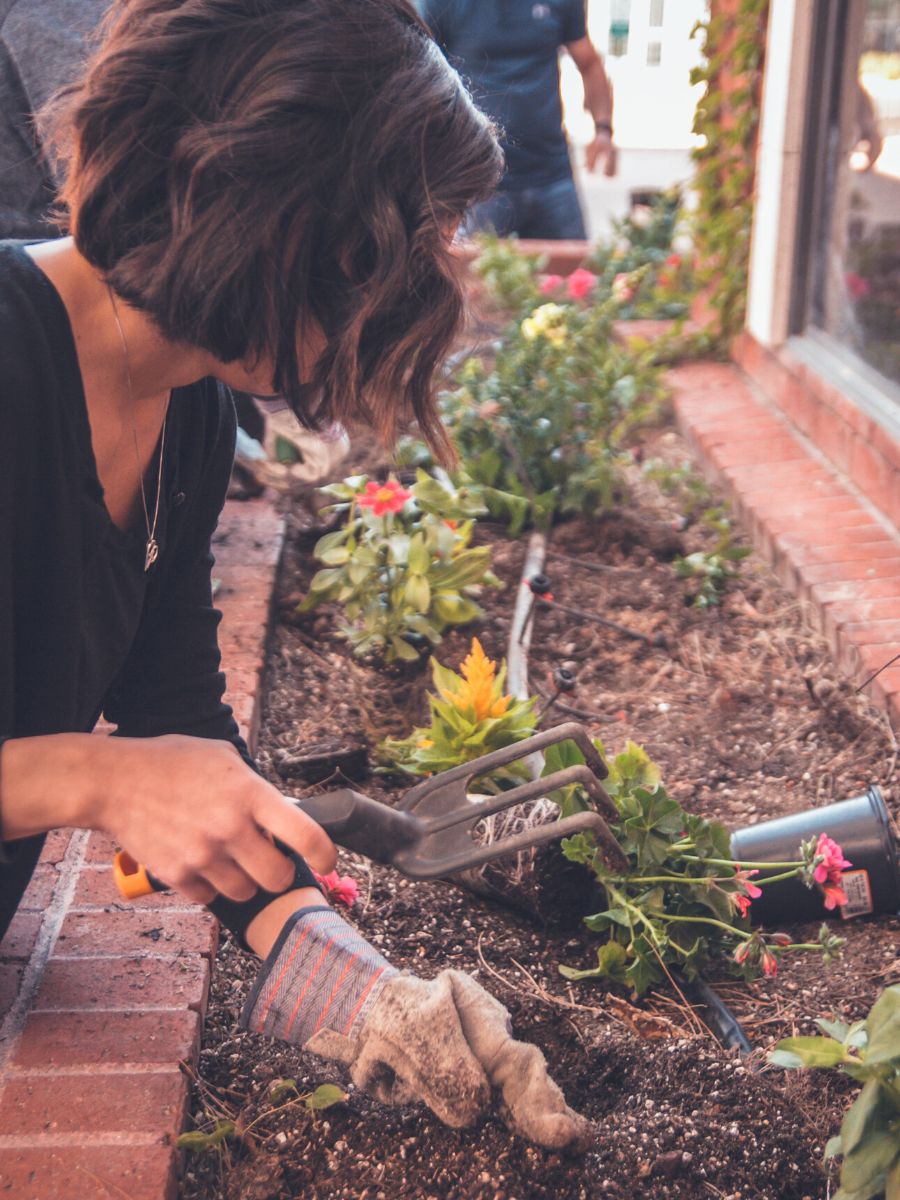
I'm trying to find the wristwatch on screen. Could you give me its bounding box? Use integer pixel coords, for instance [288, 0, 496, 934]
[595, 120, 613, 136]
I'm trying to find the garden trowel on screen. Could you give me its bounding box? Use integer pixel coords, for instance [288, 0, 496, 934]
[113, 721, 628, 898]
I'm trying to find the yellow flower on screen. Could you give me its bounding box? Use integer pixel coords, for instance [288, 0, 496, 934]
[439, 637, 511, 721]
[520, 303, 567, 347]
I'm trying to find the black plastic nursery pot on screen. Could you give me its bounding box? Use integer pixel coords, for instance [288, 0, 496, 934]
[730, 786, 900, 926]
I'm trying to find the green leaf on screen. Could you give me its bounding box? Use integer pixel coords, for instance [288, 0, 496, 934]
[771, 1037, 848, 1069]
[274, 435, 301, 464]
[407, 534, 431, 575]
[841, 1131, 900, 1195]
[841, 1079, 886, 1158]
[390, 636, 421, 662]
[886, 1159, 900, 1200]
[308, 567, 345, 593]
[816, 1018, 851, 1042]
[319, 545, 351, 566]
[405, 574, 431, 613]
[431, 594, 481, 626]
[559, 940, 627, 982]
[306, 1084, 347, 1112]
[864, 986, 900, 1065]
[269, 1078, 300, 1103]
[177, 1122, 235, 1152]
[767, 1048, 805, 1071]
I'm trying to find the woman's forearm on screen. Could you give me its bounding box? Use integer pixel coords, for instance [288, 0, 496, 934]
[0, 733, 107, 840]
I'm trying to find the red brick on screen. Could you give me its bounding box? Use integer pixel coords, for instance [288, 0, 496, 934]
[799, 558, 900, 587]
[812, 578, 900, 609]
[0, 913, 41, 961]
[12, 1009, 200, 1070]
[824, 597, 900, 642]
[19, 865, 59, 911]
[54, 911, 218, 959]
[0, 963, 24, 1020]
[39, 831, 71, 866]
[33, 955, 209, 1012]
[71, 867, 202, 911]
[0, 1145, 177, 1200]
[775, 538, 900, 568]
[82, 831, 121, 865]
[0, 1070, 187, 1138]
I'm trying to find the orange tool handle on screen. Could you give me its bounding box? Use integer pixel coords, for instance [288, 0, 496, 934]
[112, 851, 167, 900]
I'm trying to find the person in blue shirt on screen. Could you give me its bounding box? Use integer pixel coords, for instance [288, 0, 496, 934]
[417, 0, 616, 239]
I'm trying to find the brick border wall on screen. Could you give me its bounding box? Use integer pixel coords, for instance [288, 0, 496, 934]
[669, 360, 900, 731]
[0, 499, 285, 1200]
[733, 331, 900, 531]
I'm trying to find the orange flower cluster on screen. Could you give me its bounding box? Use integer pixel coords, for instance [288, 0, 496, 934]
[439, 637, 511, 722]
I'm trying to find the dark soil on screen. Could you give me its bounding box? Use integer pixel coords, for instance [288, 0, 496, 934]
[180, 425, 899, 1200]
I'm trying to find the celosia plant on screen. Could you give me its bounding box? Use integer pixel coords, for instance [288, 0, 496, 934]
[544, 739, 846, 995]
[299, 471, 498, 663]
[378, 637, 537, 783]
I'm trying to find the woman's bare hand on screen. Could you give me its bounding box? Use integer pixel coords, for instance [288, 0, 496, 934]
[87, 734, 336, 905]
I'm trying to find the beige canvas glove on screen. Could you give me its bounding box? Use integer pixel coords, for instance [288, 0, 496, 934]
[241, 907, 591, 1151]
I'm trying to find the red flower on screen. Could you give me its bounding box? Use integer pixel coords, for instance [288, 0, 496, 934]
[733, 940, 753, 965]
[665, 253, 682, 268]
[845, 271, 871, 300]
[357, 478, 412, 516]
[731, 867, 762, 918]
[540, 274, 564, 295]
[760, 948, 778, 977]
[567, 267, 598, 300]
[822, 883, 849, 911]
[314, 870, 360, 908]
[733, 893, 752, 918]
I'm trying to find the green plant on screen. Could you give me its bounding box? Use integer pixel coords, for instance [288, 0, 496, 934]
[643, 459, 751, 606]
[299, 472, 499, 663]
[542, 739, 845, 995]
[769, 986, 900, 1200]
[177, 1081, 346, 1155]
[586, 190, 695, 321]
[689, 0, 770, 346]
[441, 300, 666, 531]
[378, 637, 536, 781]
[472, 232, 545, 314]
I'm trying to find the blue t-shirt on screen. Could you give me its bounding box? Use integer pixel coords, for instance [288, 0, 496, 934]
[419, 0, 587, 188]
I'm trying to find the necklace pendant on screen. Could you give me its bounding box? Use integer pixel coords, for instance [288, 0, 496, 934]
[144, 537, 160, 572]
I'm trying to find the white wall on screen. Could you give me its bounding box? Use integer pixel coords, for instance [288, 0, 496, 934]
[561, 0, 709, 149]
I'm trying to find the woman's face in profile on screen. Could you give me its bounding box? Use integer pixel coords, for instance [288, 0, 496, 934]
[212, 318, 328, 403]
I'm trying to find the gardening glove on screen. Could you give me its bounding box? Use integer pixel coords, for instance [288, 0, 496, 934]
[240, 907, 591, 1152]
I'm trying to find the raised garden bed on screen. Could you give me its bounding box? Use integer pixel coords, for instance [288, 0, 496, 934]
[180, 422, 898, 1200]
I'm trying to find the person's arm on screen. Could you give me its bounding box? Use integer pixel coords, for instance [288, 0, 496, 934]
[565, 35, 617, 177]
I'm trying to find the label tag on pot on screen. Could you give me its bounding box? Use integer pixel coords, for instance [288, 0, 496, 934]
[840, 870, 874, 919]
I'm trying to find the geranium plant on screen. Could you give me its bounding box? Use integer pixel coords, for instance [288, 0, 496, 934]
[378, 637, 536, 785]
[769, 986, 900, 1200]
[543, 738, 846, 995]
[299, 471, 499, 663]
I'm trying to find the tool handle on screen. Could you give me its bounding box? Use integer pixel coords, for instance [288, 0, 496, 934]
[112, 788, 419, 900]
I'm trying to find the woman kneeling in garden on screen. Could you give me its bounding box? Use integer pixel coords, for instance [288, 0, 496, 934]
[0, 0, 590, 1151]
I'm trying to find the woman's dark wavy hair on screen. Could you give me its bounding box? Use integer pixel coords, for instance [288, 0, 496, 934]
[49, 0, 503, 459]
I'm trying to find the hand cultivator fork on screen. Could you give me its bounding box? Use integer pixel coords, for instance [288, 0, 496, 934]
[114, 721, 628, 898]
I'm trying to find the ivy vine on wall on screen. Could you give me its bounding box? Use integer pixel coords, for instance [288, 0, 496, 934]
[689, 0, 770, 346]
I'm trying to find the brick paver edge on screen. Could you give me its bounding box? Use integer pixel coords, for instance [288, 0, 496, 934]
[0, 496, 285, 1200]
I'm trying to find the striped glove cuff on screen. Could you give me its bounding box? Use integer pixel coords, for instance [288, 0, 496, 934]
[240, 907, 397, 1047]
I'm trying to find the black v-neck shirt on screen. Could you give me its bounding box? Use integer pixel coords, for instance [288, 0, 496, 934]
[0, 241, 250, 936]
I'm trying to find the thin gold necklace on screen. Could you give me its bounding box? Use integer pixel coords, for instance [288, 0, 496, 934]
[107, 285, 170, 571]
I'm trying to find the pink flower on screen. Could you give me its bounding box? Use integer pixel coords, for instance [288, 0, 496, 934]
[357, 478, 412, 517]
[566, 268, 597, 300]
[813, 834, 852, 885]
[612, 273, 634, 304]
[665, 253, 682, 269]
[540, 274, 564, 295]
[314, 870, 360, 908]
[822, 883, 849, 911]
[845, 272, 871, 300]
[731, 866, 762, 918]
[733, 893, 752, 919]
[760, 948, 778, 977]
